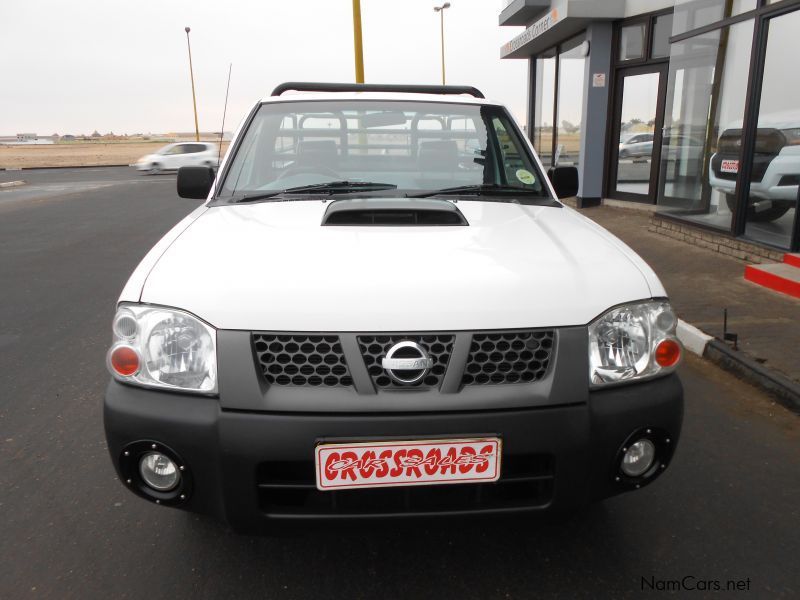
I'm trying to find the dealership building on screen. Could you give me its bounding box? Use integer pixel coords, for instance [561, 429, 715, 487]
[500, 0, 800, 252]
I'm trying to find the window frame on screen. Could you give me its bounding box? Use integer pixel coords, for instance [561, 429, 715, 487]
[655, 0, 800, 250]
[528, 33, 588, 168]
[735, 0, 800, 249]
[602, 7, 674, 203]
[611, 7, 675, 69]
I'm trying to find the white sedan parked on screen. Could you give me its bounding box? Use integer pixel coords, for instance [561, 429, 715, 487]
[135, 142, 220, 174]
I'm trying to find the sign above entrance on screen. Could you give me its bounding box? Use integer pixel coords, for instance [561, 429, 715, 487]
[501, 9, 559, 57]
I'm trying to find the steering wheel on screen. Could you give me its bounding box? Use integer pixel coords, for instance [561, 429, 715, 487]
[276, 165, 341, 180]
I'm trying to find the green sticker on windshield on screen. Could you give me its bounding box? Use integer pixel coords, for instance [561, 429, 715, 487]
[516, 169, 536, 185]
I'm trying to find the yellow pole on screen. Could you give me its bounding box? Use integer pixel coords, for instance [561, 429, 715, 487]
[352, 0, 365, 83]
[185, 27, 200, 142]
[439, 9, 446, 85]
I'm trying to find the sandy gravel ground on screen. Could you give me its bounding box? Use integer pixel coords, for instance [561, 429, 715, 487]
[0, 141, 229, 169]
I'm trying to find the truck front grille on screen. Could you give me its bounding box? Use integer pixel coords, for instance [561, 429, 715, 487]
[717, 127, 785, 155]
[714, 128, 785, 183]
[358, 334, 454, 389]
[462, 331, 554, 386]
[252, 330, 555, 389]
[252, 334, 352, 387]
[711, 153, 773, 183]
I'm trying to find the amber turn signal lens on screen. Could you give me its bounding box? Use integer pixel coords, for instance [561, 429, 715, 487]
[655, 339, 681, 367]
[111, 345, 140, 376]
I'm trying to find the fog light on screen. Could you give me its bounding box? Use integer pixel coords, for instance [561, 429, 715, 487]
[621, 439, 656, 477]
[139, 452, 180, 491]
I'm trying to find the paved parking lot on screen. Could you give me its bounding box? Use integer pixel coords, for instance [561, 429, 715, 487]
[1, 168, 798, 599]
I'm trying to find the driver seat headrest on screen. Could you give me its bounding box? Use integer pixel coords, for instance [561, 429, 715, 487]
[297, 140, 339, 168]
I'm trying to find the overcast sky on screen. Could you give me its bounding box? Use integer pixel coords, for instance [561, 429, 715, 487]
[0, 0, 527, 135]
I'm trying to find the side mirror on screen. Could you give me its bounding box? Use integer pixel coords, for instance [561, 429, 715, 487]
[547, 166, 579, 198]
[177, 166, 215, 199]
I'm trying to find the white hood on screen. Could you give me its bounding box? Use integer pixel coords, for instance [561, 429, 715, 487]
[135, 200, 663, 331]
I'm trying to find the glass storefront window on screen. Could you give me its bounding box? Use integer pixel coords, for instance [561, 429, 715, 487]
[656, 21, 754, 230]
[533, 53, 556, 166]
[673, 0, 757, 36]
[614, 72, 663, 196]
[555, 37, 586, 167]
[619, 23, 646, 61]
[651, 14, 674, 59]
[743, 9, 800, 249]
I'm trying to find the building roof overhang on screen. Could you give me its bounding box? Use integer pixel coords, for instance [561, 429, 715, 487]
[500, 0, 626, 58]
[499, 0, 551, 27]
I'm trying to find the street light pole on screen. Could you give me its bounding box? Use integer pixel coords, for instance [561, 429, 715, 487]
[433, 3, 451, 85]
[184, 26, 200, 142]
[352, 0, 365, 83]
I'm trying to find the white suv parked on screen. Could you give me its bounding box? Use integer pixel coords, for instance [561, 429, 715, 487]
[105, 83, 683, 533]
[135, 142, 220, 175]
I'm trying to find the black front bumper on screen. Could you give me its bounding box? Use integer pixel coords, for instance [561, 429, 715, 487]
[104, 374, 683, 532]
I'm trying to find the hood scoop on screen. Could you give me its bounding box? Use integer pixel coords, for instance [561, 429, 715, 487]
[321, 198, 468, 226]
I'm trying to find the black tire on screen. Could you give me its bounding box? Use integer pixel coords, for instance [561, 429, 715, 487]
[148, 162, 162, 175]
[619, 149, 628, 159]
[724, 193, 792, 222]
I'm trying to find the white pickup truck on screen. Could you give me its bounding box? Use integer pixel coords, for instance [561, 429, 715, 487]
[710, 113, 800, 222]
[104, 83, 683, 533]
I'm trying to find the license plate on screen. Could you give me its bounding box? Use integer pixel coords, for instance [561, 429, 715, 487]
[720, 159, 739, 174]
[314, 438, 501, 491]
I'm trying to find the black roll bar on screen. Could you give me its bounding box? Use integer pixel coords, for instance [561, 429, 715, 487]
[271, 82, 485, 99]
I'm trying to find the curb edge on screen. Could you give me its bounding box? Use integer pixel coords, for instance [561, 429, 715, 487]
[676, 320, 713, 356]
[677, 319, 799, 414]
[703, 340, 800, 414]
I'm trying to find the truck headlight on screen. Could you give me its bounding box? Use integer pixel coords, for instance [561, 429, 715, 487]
[107, 304, 217, 393]
[588, 300, 681, 386]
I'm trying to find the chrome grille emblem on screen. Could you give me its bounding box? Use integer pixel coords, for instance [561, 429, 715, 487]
[381, 341, 434, 385]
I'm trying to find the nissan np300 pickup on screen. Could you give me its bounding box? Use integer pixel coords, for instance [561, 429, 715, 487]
[104, 83, 683, 532]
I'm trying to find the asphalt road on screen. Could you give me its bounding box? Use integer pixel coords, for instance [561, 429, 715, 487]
[1, 168, 798, 599]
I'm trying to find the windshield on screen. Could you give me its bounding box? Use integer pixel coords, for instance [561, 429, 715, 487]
[217, 100, 549, 200]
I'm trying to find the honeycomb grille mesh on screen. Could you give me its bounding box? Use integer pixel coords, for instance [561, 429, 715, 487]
[358, 335, 454, 389]
[462, 331, 554, 386]
[253, 334, 352, 387]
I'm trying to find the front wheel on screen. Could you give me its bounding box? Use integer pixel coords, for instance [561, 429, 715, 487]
[148, 162, 162, 175]
[724, 193, 791, 222]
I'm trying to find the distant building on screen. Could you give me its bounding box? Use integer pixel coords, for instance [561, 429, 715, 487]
[0, 133, 54, 145]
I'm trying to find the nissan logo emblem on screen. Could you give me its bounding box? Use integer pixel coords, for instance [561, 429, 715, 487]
[381, 341, 434, 385]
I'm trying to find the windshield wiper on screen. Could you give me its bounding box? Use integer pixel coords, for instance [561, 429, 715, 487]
[409, 184, 547, 198]
[230, 190, 290, 203]
[281, 181, 398, 193]
[231, 181, 398, 203]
